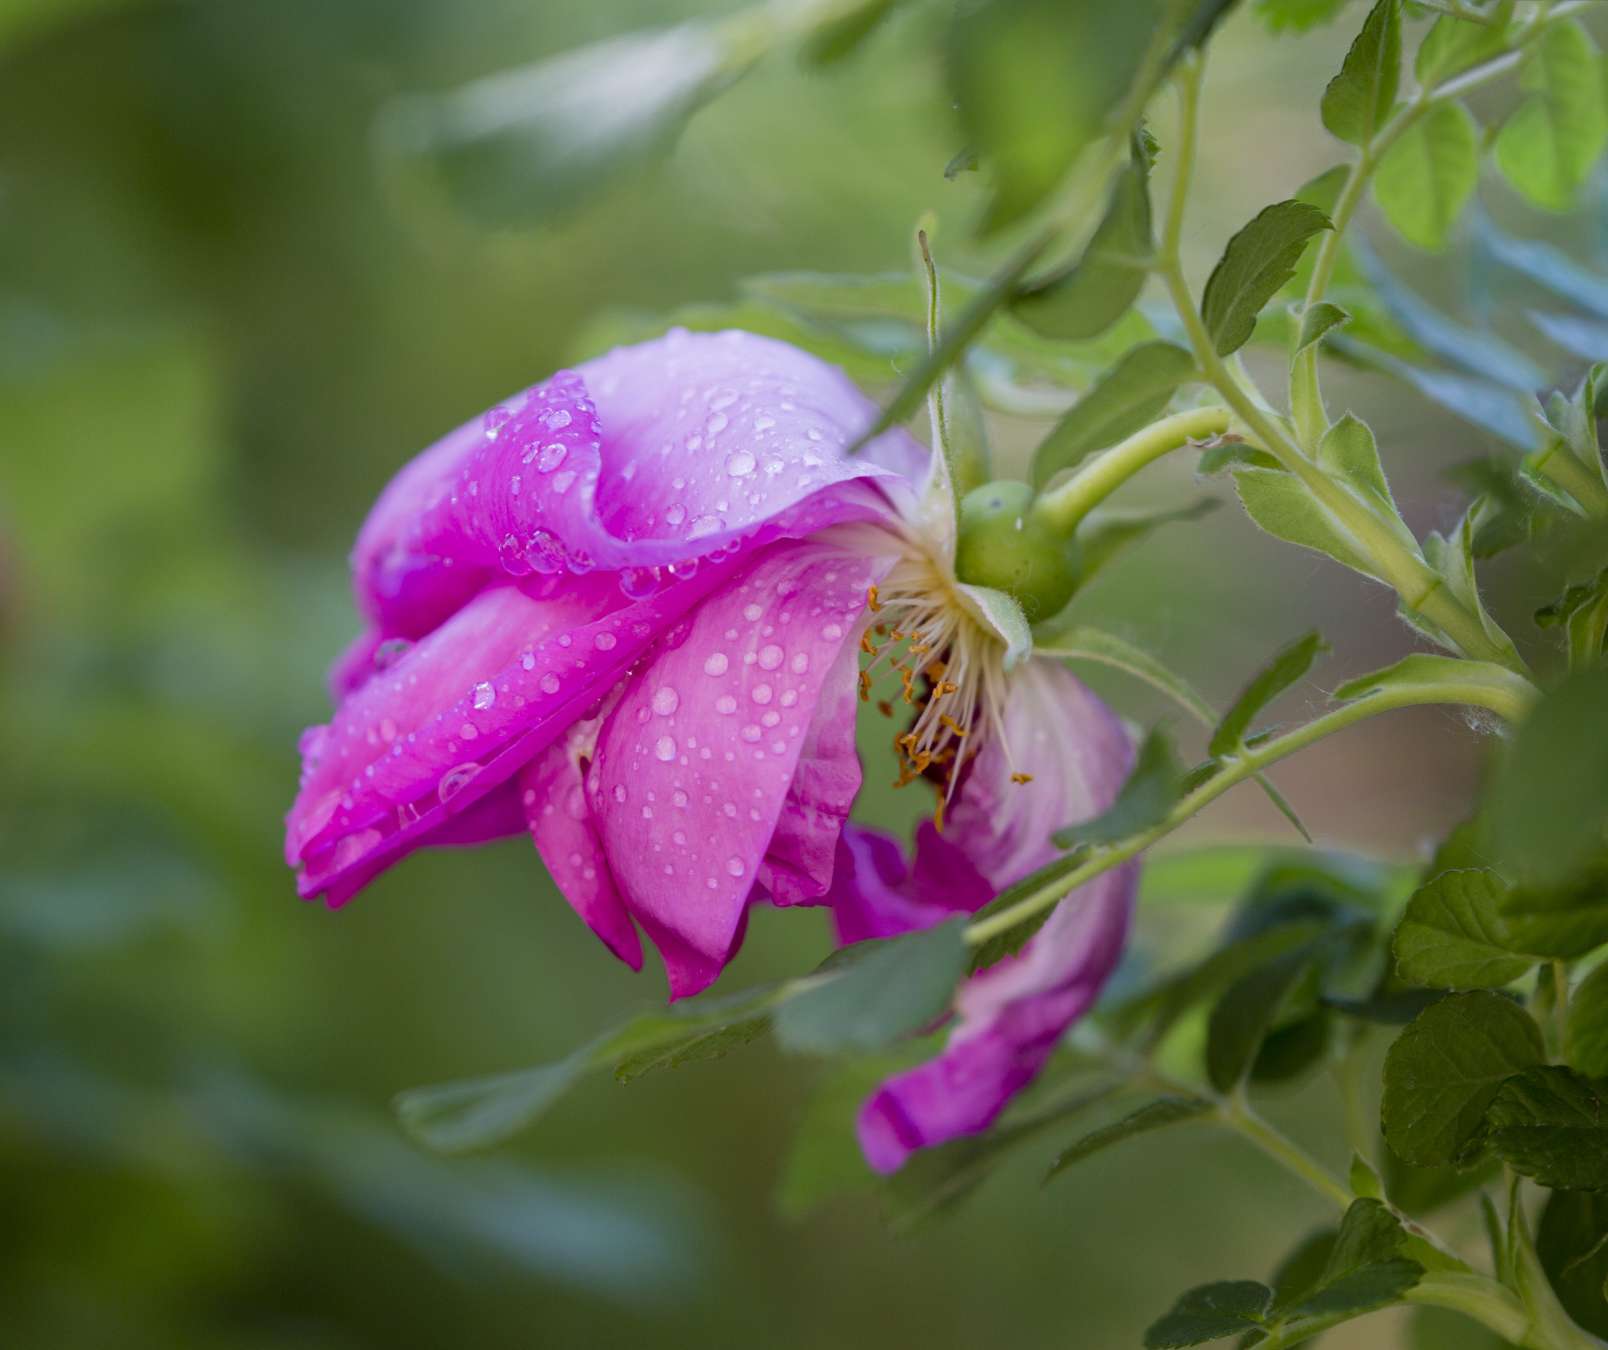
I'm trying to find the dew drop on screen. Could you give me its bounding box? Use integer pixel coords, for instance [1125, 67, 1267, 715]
[438, 762, 481, 803]
[726, 856, 745, 877]
[758, 645, 783, 671]
[535, 442, 568, 473]
[715, 695, 738, 715]
[703, 652, 729, 676]
[654, 735, 677, 762]
[594, 632, 618, 651]
[651, 686, 680, 716]
[472, 682, 496, 710]
[539, 673, 561, 695]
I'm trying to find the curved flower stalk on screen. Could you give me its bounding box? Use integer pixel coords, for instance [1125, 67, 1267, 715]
[287, 328, 1136, 1162]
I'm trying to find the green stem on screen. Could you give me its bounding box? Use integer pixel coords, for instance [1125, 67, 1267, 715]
[1407, 1273, 1536, 1345]
[1292, 0, 1596, 447]
[1220, 1094, 1353, 1209]
[963, 669, 1532, 947]
[1160, 57, 1528, 675]
[1031, 406, 1228, 532]
[1555, 959, 1572, 1061]
[1529, 438, 1608, 520]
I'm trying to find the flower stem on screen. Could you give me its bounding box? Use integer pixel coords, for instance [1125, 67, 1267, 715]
[1159, 54, 1529, 676]
[962, 667, 1533, 948]
[1031, 406, 1228, 533]
[1219, 1094, 1353, 1209]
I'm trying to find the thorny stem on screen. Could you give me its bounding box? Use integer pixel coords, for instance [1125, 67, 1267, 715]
[963, 667, 1534, 947]
[1162, 53, 1531, 676]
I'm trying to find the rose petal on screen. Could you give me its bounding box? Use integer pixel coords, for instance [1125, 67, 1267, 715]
[288, 559, 735, 904]
[590, 538, 890, 998]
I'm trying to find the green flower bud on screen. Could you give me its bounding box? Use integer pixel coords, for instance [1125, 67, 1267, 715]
[953, 479, 1080, 623]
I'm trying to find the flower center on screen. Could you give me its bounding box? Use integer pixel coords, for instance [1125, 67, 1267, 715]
[854, 540, 1014, 826]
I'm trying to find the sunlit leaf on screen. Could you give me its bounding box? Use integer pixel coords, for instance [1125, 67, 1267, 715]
[1320, 0, 1401, 147]
[1494, 19, 1608, 213]
[1201, 200, 1333, 355]
[1372, 101, 1479, 252]
[1391, 868, 1538, 990]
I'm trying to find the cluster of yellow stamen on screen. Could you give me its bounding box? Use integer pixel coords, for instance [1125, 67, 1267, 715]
[853, 554, 1017, 828]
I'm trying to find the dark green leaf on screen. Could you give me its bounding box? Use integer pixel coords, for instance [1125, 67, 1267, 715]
[1267, 1227, 1340, 1312]
[1494, 19, 1608, 213]
[395, 1056, 590, 1155]
[1286, 1259, 1422, 1321]
[1053, 725, 1182, 849]
[1486, 1065, 1608, 1190]
[1392, 869, 1538, 990]
[1384, 1149, 1498, 1217]
[1031, 341, 1196, 484]
[1324, 988, 1450, 1025]
[1249, 1008, 1334, 1084]
[776, 920, 967, 1055]
[613, 1014, 771, 1082]
[1049, 1095, 1215, 1179]
[1381, 990, 1544, 1166]
[1145, 1281, 1273, 1347]
[946, 0, 1160, 233]
[1570, 962, 1608, 1080]
[1489, 670, 1608, 890]
[1321, 0, 1401, 146]
[1498, 872, 1608, 960]
[1011, 139, 1156, 341]
[1538, 1189, 1608, 1338]
[1210, 631, 1329, 757]
[1202, 200, 1334, 355]
[1373, 100, 1479, 252]
[1206, 948, 1318, 1091]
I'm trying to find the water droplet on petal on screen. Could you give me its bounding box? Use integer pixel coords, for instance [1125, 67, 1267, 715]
[758, 645, 783, 670]
[652, 686, 680, 716]
[594, 632, 618, 651]
[539, 672, 561, 695]
[439, 762, 482, 803]
[472, 682, 496, 710]
[654, 735, 677, 762]
[726, 856, 745, 877]
[703, 652, 729, 676]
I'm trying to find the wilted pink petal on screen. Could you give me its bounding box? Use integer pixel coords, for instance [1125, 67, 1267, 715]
[828, 660, 1140, 1172]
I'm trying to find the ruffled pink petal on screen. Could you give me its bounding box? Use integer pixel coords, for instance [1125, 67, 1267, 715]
[286, 559, 735, 905]
[830, 824, 988, 944]
[518, 703, 644, 971]
[825, 659, 1139, 1172]
[589, 538, 892, 999]
[348, 331, 921, 638]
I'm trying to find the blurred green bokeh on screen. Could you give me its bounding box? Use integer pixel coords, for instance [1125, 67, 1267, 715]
[1, 2, 1599, 1346]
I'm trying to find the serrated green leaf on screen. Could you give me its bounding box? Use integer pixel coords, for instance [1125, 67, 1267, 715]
[1286, 1258, 1423, 1322]
[1489, 669, 1608, 889]
[1206, 948, 1318, 1091]
[1011, 138, 1156, 341]
[1414, 3, 1514, 87]
[1538, 1190, 1608, 1338]
[947, 0, 1160, 233]
[1146, 1281, 1273, 1347]
[1234, 465, 1381, 578]
[1295, 301, 1351, 354]
[1487, 1065, 1608, 1189]
[1381, 990, 1544, 1166]
[1210, 631, 1329, 757]
[775, 919, 967, 1055]
[1202, 200, 1334, 355]
[1048, 1094, 1214, 1179]
[1392, 869, 1539, 990]
[1494, 19, 1608, 213]
[1053, 725, 1182, 849]
[613, 1014, 771, 1082]
[1570, 962, 1608, 1080]
[1373, 101, 1479, 252]
[1032, 341, 1196, 484]
[1321, 0, 1401, 146]
[1267, 1226, 1341, 1313]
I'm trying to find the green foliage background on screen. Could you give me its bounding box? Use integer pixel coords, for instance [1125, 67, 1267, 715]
[0, 1, 1602, 1346]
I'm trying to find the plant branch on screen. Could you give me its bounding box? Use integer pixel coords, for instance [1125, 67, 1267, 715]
[1031, 406, 1228, 532]
[963, 666, 1533, 948]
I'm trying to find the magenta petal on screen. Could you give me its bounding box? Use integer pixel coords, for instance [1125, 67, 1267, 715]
[287, 560, 735, 905]
[590, 538, 890, 999]
[348, 332, 921, 639]
[831, 824, 987, 943]
[519, 711, 644, 971]
[833, 659, 1140, 1171]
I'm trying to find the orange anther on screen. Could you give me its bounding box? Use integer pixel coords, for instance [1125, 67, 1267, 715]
[1011, 772, 1034, 785]
[867, 585, 883, 613]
